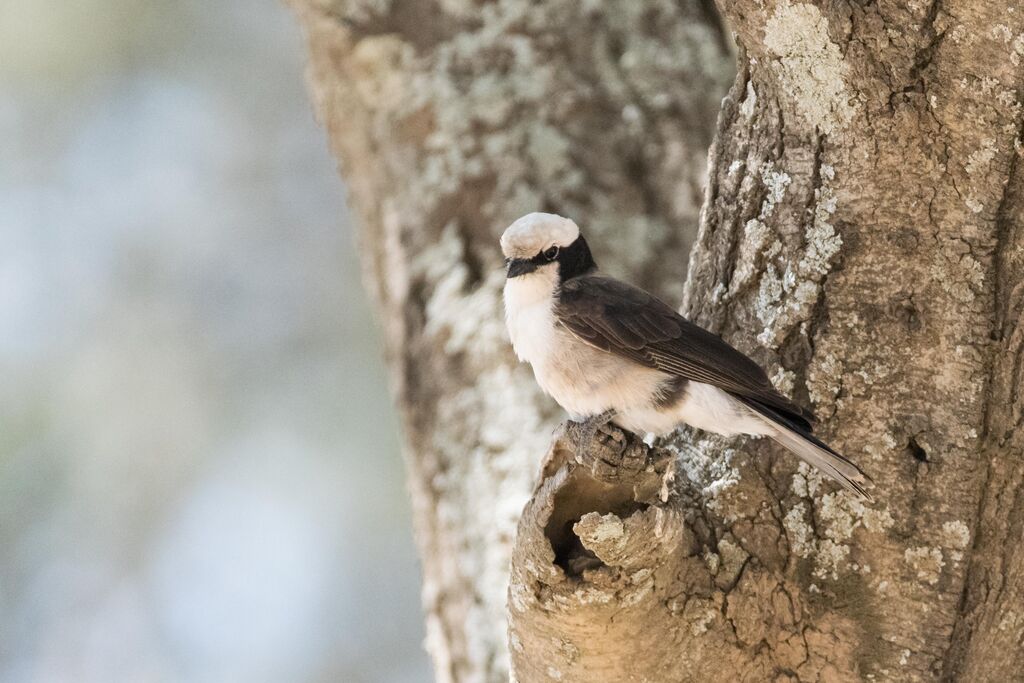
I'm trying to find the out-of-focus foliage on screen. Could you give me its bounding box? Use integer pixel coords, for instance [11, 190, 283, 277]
[0, 1, 429, 681]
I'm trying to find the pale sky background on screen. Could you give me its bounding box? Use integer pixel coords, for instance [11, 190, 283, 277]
[0, 1, 431, 681]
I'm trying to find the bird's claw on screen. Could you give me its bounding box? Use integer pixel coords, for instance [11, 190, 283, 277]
[572, 409, 618, 461]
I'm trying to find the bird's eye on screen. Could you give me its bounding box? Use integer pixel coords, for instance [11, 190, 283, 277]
[543, 246, 559, 261]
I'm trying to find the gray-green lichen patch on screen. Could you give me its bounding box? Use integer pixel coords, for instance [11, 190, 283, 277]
[731, 161, 790, 298]
[1013, 32, 1024, 66]
[418, 223, 508, 357]
[763, 0, 855, 135]
[784, 502, 816, 557]
[427, 364, 549, 675]
[941, 520, 971, 549]
[756, 165, 842, 347]
[770, 366, 796, 396]
[806, 349, 843, 414]
[786, 471, 894, 580]
[671, 433, 743, 519]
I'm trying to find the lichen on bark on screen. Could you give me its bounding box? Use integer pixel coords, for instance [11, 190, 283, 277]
[291, 0, 1024, 679]
[511, 0, 1024, 679]
[289, 0, 732, 679]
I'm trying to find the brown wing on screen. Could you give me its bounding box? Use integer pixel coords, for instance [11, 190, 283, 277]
[556, 275, 814, 428]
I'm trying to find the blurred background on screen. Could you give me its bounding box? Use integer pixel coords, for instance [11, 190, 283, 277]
[0, 1, 430, 681]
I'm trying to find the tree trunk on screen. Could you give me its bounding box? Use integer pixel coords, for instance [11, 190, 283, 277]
[508, 1, 1024, 681]
[292, 0, 1024, 680]
[287, 1, 733, 681]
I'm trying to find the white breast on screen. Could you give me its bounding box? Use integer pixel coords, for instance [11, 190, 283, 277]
[504, 270, 667, 420]
[503, 269, 559, 366]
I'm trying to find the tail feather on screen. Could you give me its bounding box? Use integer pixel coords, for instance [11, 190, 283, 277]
[736, 397, 873, 500]
[760, 418, 872, 500]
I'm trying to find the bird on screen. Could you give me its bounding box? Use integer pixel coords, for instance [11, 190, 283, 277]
[500, 212, 871, 499]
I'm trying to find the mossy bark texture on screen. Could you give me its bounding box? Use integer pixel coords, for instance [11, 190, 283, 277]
[291, 0, 1024, 681]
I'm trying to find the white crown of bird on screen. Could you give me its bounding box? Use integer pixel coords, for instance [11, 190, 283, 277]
[500, 212, 580, 259]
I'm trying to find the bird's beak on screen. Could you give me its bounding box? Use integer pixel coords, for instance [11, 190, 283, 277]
[506, 258, 538, 278]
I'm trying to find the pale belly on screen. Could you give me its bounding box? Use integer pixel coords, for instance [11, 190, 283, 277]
[619, 381, 768, 437]
[531, 329, 766, 438]
[531, 327, 667, 419]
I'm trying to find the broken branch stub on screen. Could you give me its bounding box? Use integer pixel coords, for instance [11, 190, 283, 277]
[508, 424, 702, 682]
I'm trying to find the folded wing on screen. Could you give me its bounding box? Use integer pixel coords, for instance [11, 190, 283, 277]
[555, 275, 814, 429]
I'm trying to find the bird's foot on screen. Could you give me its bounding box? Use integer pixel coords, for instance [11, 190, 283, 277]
[572, 409, 618, 461]
[563, 414, 656, 483]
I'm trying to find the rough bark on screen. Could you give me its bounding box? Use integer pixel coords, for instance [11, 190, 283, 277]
[287, 1, 733, 680]
[508, 1, 1024, 681]
[946, 65, 1024, 682]
[292, 0, 1024, 680]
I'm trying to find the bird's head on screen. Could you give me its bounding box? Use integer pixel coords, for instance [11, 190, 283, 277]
[500, 212, 595, 281]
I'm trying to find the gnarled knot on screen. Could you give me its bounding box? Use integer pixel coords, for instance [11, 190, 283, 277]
[547, 420, 674, 490]
[573, 507, 686, 571]
[524, 421, 688, 577]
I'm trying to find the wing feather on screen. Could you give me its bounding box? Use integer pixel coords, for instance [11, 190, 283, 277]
[556, 275, 814, 427]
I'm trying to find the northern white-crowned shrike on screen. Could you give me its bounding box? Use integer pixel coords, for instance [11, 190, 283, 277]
[501, 212, 870, 499]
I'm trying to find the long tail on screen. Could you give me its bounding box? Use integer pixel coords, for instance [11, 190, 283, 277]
[736, 397, 873, 501]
